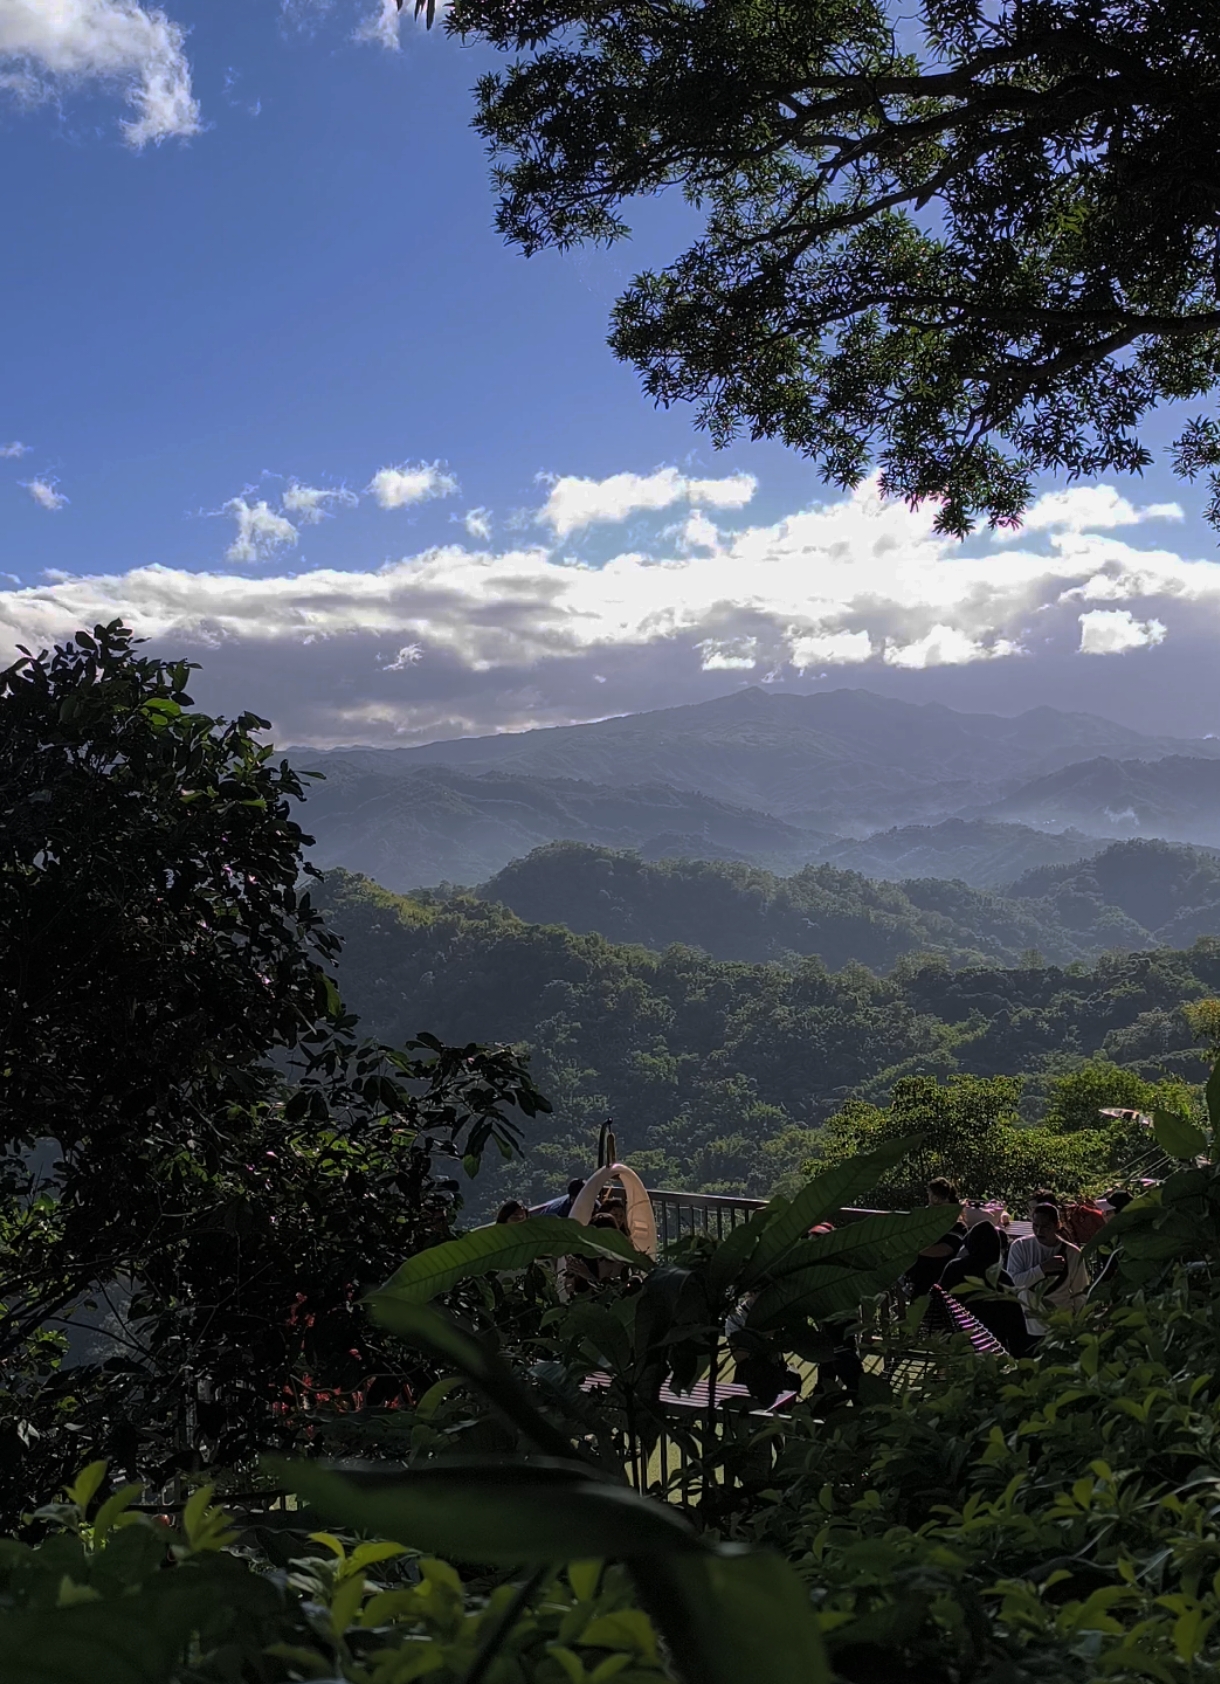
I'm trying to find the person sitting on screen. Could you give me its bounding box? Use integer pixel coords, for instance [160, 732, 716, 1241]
[1007, 1202, 1090, 1339]
[726, 1292, 801, 1409]
[938, 1220, 1033, 1356]
[1101, 1188, 1134, 1222]
[495, 1199, 529, 1225]
[564, 1211, 632, 1294]
[1062, 1196, 1107, 1247]
[567, 1163, 659, 1259]
[534, 1178, 586, 1219]
[905, 1177, 965, 1299]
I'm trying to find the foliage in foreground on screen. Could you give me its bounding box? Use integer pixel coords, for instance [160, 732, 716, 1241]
[0, 1467, 680, 1684]
[0, 625, 551, 1524]
[317, 866, 1220, 1203]
[438, 0, 1220, 536]
[17, 1166, 1220, 1683]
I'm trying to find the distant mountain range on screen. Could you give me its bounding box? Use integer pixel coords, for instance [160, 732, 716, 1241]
[297, 761, 831, 889]
[467, 837, 1220, 971]
[292, 688, 1220, 889]
[981, 755, 1220, 843]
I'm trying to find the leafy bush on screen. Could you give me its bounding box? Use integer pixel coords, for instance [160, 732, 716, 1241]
[0, 626, 552, 1524]
[0, 1462, 679, 1684]
[815, 1073, 1138, 1207]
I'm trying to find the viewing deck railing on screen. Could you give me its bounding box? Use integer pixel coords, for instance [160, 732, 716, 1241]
[646, 1187, 890, 1248]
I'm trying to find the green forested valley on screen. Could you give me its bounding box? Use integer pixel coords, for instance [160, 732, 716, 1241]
[317, 861, 1220, 1205]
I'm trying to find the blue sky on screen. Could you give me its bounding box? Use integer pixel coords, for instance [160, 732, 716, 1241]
[1, 1, 1217, 744]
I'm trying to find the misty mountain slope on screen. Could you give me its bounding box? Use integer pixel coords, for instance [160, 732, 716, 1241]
[296, 686, 1220, 835]
[473, 839, 1220, 971]
[983, 756, 1220, 842]
[475, 842, 1095, 970]
[298, 760, 828, 889]
[818, 819, 1109, 886]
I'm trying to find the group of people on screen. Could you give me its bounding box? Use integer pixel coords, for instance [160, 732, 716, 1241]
[493, 1164, 659, 1293]
[908, 1177, 1134, 1355]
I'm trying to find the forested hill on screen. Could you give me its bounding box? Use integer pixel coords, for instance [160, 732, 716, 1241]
[316, 868, 1220, 1201]
[470, 839, 1220, 970]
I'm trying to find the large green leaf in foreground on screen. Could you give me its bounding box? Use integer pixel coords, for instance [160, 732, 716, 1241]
[277, 1459, 831, 1684]
[377, 1215, 649, 1305]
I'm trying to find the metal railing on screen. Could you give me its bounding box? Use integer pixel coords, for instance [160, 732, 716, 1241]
[646, 1187, 892, 1248]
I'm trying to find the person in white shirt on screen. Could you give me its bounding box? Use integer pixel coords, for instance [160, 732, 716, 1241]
[1007, 1202, 1090, 1338]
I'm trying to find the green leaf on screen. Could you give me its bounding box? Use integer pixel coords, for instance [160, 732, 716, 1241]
[65, 1462, 108, 1512]
[377, 1216, 649, 1306]
[746, 1205, 958, 1330]
[271, 1460, 703, 1567]
[1205, 1055, 1220, 1138]
[365, 1300, 589, 1460]
[0, 1569, 269, 1684]
[739, 1137, 923, 1287]
[703, 1204, 779, 1298]
[1152, 1110, 1208, 1162]
[642, 1549, 831, 1684]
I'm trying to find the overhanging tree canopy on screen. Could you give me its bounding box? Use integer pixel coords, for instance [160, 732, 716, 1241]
[428, 0, 1220, 534]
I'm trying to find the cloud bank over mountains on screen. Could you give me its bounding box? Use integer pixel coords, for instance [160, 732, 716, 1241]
[2, 470, 1215, 745]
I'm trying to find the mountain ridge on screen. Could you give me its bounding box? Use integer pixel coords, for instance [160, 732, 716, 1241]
[291, 688, 1220, 884]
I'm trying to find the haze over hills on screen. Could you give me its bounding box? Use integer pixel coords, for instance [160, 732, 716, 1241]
[817, 820, 1112, 888]
[294, 688, 1220, 889]
[303, 688, 1220, 830]
[467, 838, 1220, 971]
[982, 756, 1220, 843]
[298, 761, 828, 889]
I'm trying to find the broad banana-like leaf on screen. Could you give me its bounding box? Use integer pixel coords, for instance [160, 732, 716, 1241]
[377, 1215, 648, 1306]
[367, 1299, 582, 1461]
[703, 1203, 779, 1297]
[274, 1458, 697, 1565]
[746, 1204, 957, 1329]
[738, 1136, 923, 1287]
[643, 1549, 831, 1684]
[1152, 1109, 1207, 1163]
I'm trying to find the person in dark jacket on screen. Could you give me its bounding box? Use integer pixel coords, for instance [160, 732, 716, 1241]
[939, 1220, 1033, 1356]
[905, 1177, 965, 1299]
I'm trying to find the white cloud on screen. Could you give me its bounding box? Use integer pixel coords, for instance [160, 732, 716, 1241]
[884, 625, 1022, 669]
[281, 481, 358, 525]
[1, 473, 1216, 745]
[367, 461, 459, 510]
[1078, 609, 1168, 656]
[997, 484, 1184, 540]
[382, 641, 423, 670]
[538, 467, 757, 538]
[23, 477, 68, 511]
[463, 507, 492, 542]
[676, 510, 721, 554]
[697, 637, 758, 672]
[0, 0, 202, 147]
[224, 496, 298, 564]
[0, 440, 30, 458]
[790, 629, 872, 670]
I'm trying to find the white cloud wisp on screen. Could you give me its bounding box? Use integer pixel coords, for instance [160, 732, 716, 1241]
[539, 467, 757, 538]
[224, 496, 298, 564]
[23, 477, 68, 511]
[0, 0, 202, 146]
[367, 461, 459, 510]
[281, 481, 359, 525]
